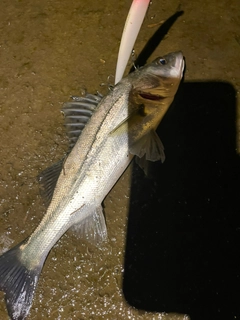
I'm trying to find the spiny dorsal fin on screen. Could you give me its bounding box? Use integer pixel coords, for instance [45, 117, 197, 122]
[62, 93, 102, 149]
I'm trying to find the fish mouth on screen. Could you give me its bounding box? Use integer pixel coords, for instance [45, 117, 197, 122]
[175, 51, 185, 78]
[139, 91, 163, 101]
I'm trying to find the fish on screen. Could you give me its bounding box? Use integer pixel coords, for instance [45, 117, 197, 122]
[0, 51, 184, 320]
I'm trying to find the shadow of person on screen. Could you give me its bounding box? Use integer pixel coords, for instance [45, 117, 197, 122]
[123, 80, 240, 320]
[129, 9, 184, 72]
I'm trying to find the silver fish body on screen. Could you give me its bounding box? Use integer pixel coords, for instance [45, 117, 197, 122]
[0, 51, 184, 320]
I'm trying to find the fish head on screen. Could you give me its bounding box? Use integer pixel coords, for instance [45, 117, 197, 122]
[125, 51, 184, 145]
[130, 51, 184, 103]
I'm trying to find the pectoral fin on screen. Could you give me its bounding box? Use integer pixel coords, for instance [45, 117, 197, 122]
[130, 130, 165, 176]
[71, 206, 107, 245]
[130, 130, 165, 162]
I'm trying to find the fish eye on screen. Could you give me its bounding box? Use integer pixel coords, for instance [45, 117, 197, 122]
[158, 58, 166, 65]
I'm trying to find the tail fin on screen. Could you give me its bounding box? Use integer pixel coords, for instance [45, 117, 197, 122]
[0, 241, 43, 320]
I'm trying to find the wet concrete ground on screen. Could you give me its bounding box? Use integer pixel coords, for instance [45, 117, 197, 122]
[0, 0, 239, 319]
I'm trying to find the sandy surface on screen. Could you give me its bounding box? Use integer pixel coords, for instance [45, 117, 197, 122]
[0, 0, 239, 319]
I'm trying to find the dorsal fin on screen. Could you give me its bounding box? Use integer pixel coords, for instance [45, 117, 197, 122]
[38, 158, 65, 206]
[38, 93, 102, 205]
[62, 93, 102, 149]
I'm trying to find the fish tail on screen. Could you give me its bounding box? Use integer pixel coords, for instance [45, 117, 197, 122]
[0, 241, 43, 320]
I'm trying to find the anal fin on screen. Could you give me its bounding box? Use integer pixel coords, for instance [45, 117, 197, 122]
[71, 206, 107, 246]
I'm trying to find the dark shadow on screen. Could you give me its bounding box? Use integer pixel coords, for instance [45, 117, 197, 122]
[129, 10, 184, 72]
[123, 81, 240, 320]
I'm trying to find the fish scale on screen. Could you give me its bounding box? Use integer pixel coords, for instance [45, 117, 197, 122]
[0, 51, 184, 320]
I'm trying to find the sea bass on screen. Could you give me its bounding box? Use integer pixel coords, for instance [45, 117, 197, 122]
[0, 51, 184, 320]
